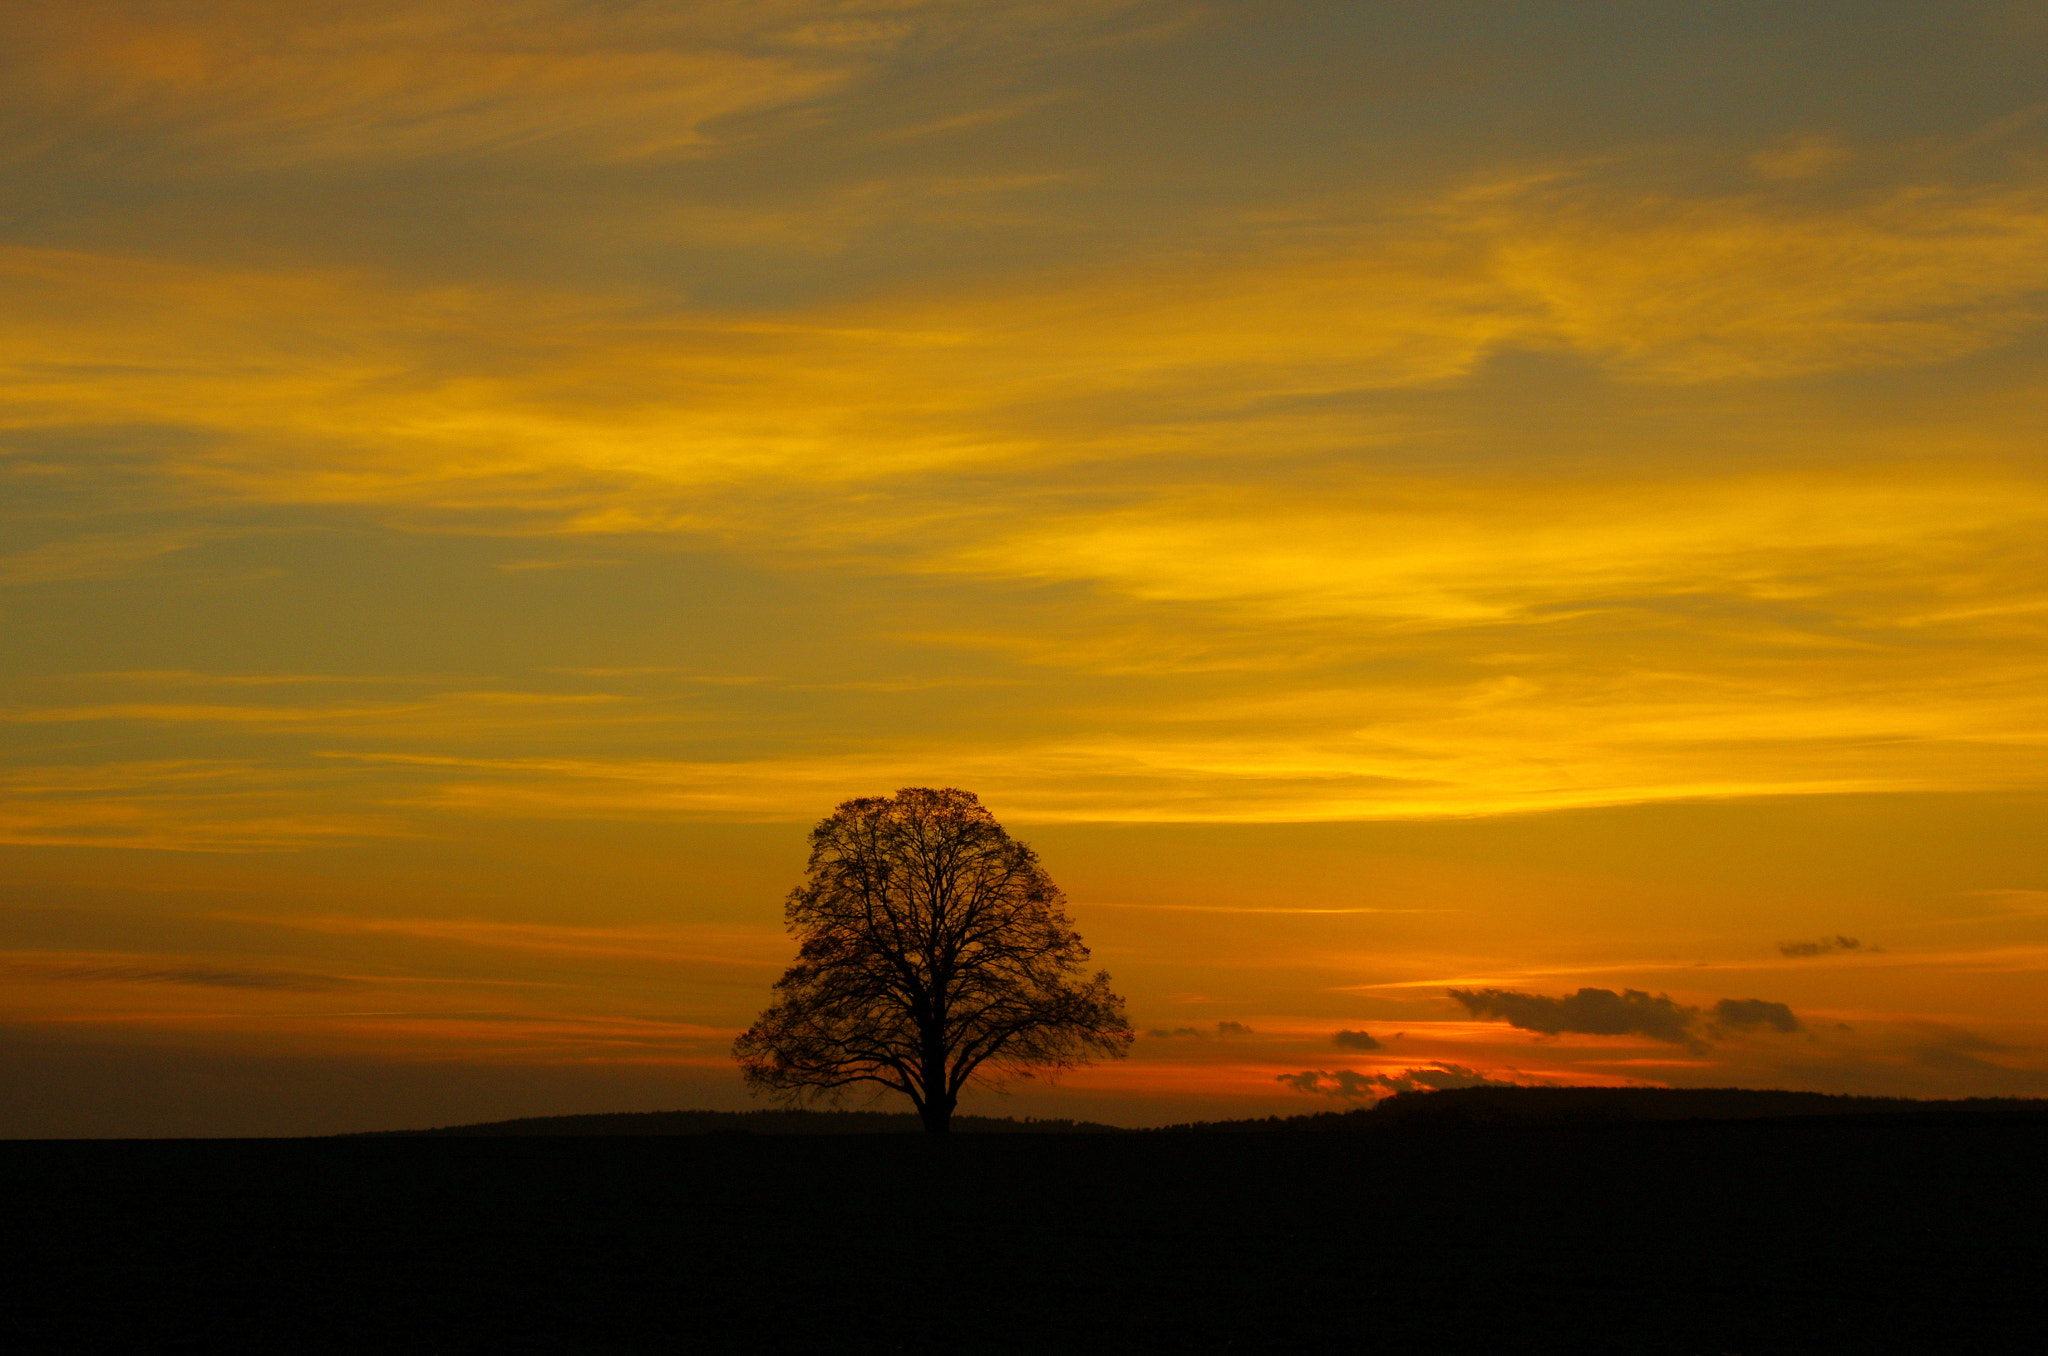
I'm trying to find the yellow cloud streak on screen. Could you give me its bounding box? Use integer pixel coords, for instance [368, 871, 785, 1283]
[941, 470, 2048, 624]
[5, 617, 2044, 838]
[318, 726, 2040, 822]
[0, 761, 402, 850]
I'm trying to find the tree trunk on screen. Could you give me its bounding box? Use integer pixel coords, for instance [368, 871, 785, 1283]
[918, 1081, 956, 1134]
[919, 1031, 954, 1134]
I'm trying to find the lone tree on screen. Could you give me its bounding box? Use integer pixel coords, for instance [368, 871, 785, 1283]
[733, 787, 1132, 1134]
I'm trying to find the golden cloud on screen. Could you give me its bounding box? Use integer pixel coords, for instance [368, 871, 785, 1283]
[6, 156, 2045, 521]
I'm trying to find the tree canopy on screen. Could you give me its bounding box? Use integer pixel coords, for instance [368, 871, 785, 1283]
[733, 787, 1131, 1133]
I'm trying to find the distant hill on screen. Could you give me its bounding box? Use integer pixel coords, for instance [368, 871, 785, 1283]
[358, 1108, 1126, 1136]
[1160, 1085, 2048, 1132]
[358, 1085, 2048, 1137]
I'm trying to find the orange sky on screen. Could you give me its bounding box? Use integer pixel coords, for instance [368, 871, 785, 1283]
[4, 0, 2047, 1133]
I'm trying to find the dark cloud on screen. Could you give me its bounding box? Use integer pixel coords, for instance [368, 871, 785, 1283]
[1332, 1029, 1381, 1051]
[1145, 1020, 1255, 1040]
[1278, 1063, 1508, 1101]
[1452, 985, 1806, 1051]
[84, 965, 352, 991]
[1712, 998, 1802, 1033]
[1916, 1046, 2009, 1074]
[1913, 1026, 2016, 1075]
[1778, 935, 1869, 958]
[1450, 986, 1699, 1045]
[1893, 1029, 2048, 1090]
[1, 958, 354, 992]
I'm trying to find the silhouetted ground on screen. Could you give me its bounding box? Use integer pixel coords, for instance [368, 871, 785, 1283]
[362, 1085, 2048, 1137]
[5, 1104, 2046, 1352]
[366, 1106, 1123, 1135]
[1169, 1083, 2048, 1131]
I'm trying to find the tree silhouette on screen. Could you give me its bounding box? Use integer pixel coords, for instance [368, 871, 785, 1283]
[734, 787, 1131, 1134]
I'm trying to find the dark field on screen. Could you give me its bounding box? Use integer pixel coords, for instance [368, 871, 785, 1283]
[5, 1116, 2045, 1354]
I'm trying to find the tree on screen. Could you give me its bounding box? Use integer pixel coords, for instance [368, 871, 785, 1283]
[733, 787, 1132, 1134]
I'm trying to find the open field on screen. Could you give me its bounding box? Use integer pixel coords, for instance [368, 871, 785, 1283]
[6, 1110, 2045, 1353]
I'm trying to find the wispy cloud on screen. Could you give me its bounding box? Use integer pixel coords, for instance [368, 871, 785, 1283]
[0, 952, 357, 991]
[229, 914, 787, 967]
[0, 530, 205, 586]
[8, 1, 1155, 172]
[1779, 935, 1871, 959]
[0, 761, 399, 850]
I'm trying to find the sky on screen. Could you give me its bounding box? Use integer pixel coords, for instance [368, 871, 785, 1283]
[4, 0, 2048, 1134]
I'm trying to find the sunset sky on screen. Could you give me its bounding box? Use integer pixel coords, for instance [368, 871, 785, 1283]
[5, 0, 2048, 1134]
